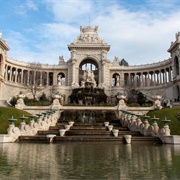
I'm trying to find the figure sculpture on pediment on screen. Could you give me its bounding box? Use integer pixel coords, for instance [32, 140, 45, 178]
[79, 35, 84, 42]
[94, 26, 98, 33]
[114, 56, 119, 61]
[59, 55, 64, 62]
[80, 26, 84, 33]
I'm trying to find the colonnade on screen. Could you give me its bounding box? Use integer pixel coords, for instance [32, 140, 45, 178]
[4, 64, 54, 86]
[112, 66, 172, 88]
[3, 58, 173, 89]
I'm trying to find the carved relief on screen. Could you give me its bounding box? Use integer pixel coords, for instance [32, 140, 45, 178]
[72, 26, 107, 45]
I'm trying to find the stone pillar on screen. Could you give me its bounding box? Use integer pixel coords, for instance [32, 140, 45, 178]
[153, 72, 156, 85]
[160, 71, 162, 84]
[21, 69, 24, 84]
[15, 69, 18, 83]
[168, 68, 172, 82]
[147, 72, 149, 86]
[101, 60, 106, 87]
[40, 71, 42, 86]
[163, 71, 165, 84]
[165, 69, 167, 83]
[4, 65, 7, 81]
[127, 73, 130, 86]
[120, 73, 124, 87]
[27, 71, 30, 85]
[141, 73, 144, 87]
[46, 72, 48, 86]
[9, 67, 12, 81]
[134, 73, 137, 87]
[71, 60, 76, 85]
[157, 72, 159, 85]
[0, 56, 5, 77]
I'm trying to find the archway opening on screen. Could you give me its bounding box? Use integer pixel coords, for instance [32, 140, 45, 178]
[79, 58, 99, 87]
[174, 56, 179, 76]
[57, 72, 65, 86]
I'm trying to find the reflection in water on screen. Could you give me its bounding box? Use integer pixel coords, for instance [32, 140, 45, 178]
[0, 143, 180, 179]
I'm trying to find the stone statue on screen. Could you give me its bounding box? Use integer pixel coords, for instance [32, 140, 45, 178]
[116, 75, 120, 86]
[80, 26, 84, 33]
[114, 56, 119, 61]
[59, 55, 64, 62]
[57, 75, 62, 85]
[83, 69, 94, 82]
[94, 26, 98, 33]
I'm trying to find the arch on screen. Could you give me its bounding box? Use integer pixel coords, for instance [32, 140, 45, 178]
[42, 72, 47, 86]
[57, 72, 65, 85]
[23, 70, 28, 84]
[79, 58, 99, 87]
[49, 72, 53, 86]
[174, 56, 179, 76]
[112, 73, 120, 86]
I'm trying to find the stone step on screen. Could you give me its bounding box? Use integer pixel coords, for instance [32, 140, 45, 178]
[65, 130, 111, 136]
[18, 135, 49, 143]
[54, 136, 161, 144]
[55, 136, 124, 142]
[70, 126, 106, 130]
[38, 130, 59, 135]
[118, 131, 142, 136]
[18, 134, 161, 144]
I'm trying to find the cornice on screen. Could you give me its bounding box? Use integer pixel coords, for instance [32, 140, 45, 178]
[0, 38, 10, 51]
[68, 44, 110, 51]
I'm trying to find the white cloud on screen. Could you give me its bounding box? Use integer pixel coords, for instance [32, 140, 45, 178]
[15, 0, 38, 15]
[45, 0, 92, 23]
[6, 0, 180, 65]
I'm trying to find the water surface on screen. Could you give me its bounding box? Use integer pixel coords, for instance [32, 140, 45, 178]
[0, 142, 180, 180]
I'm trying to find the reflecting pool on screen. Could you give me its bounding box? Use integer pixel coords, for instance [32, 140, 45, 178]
[0, 142, 180, 180]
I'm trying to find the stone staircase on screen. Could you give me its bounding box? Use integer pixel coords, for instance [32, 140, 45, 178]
[18, 119, 161, 144]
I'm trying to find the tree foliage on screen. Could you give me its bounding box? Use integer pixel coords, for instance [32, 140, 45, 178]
[127, 89, 150, 106]
[119, 58, 129, 66]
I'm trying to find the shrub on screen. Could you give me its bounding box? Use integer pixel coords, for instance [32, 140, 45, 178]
[9, 96, 18, 107]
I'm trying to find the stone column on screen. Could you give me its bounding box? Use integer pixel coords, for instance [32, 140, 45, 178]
[27, 71, 30, 85]
[21, 69, 24, 84]
[157, 72, 159, 85]
[165, 69, 167, 83]
[15, 69, 18, 83]
[120, 72, 124, 87]
[0, 56, 5, 78]
[101, 60, 106, 87]
[9, 66, 12, 81]
[163, 71, 165, 84]
[40, 71, 42, 86]
[128, 73, 130, 86]
[154, 72, 156, 86]
[4, 65, 7, 81]
[168, 68, 172, 82]
[47, 72, 49, 86]
[159, 71, 162, 84]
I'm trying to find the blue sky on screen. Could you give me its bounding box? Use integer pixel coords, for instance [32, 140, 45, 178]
[0, 0, 180, 65]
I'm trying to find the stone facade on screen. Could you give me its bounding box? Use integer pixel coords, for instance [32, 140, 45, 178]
[0, 26, 180, 103]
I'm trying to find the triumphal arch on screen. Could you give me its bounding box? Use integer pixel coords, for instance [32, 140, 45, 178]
[0, 26, 180, 105]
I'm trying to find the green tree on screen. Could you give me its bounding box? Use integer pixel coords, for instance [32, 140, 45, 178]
[120, 58, 129, 66]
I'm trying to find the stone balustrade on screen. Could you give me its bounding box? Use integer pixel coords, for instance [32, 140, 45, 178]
[119, 110, 173, 144]
[0, 110, 60, 143]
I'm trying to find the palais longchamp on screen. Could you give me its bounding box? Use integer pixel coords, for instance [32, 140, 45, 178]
[0, 26, 180, 105]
